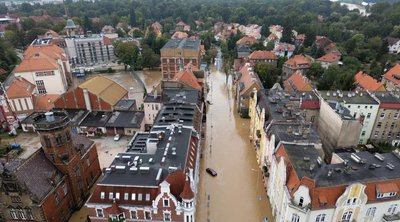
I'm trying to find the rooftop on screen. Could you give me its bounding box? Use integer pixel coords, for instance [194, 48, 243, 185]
[161, 38, 201, 51]
[79, 111, 112, 127]
[6, 77, 35, 99]
[319, 90, 379, 105]
[105, 111, 144, 129]
[114, 99, 137, 111]
[354, 71, 385, 92]
[248, 50, 278, 60]
[32, 111, 70, 131]
[268, 123, 321, 145]
[383, 64, 400, 87]
[99, 125, 195, 187]
[281, 143, 400, 187]
[283, 72, 313, 92]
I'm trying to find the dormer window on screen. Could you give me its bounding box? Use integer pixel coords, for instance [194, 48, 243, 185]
[299, 197, 304, 207]
[376, 183, 399, 198]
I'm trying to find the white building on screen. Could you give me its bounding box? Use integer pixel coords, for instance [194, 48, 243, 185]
[143, 91, 162, 127]
[13, 44, 70, 94]
[268, 142, 400, 222]
[387, 37, 400, 54]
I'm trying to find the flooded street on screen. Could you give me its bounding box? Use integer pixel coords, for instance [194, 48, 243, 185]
[195, 58, 272, 221]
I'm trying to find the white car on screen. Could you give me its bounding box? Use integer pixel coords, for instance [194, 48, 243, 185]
[113, 134, 121, 141]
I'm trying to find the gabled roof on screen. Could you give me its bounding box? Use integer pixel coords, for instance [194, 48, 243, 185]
[33, 94, 60, 112]
[283, 72, 313, 92]
[14, 55, 58, 73]
[79, 76, 128, 106]
[172, 31, 189, 39]
[274, 43, 295, 52]
[24, 44, 66, 60]
[238, 64, 262, 96]
[248, 50, 278, 60]
[174, 70, 202, 91]
[15, 149, 64, 202]
[316, 53, 340, 63]
[180, 178, 194, 200]
[236, 36, 258, 45]
[6, 77, 35, 98]
[354, 71, 385, 92]
[386, 37, 400, 46]
[383, 64, 400, 87]
[284, 55, 312, 68]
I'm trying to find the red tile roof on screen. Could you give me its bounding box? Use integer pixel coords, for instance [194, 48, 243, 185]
[14, 56, 58, 73]
[165, 170, 186, 200]
[248, 50, 278, 60]
[274, 43, 295, 52]
[376, 183, 399, 193]
[33, 94, 60, 112]
[284, 55, 312, 68]
[383, 64, 400, 87]
[316, 53, 340, 63]
[180, 178, 194, 199]
[354, 71, 385, 91]
[103, 36, 112, 45]
[6, 77, 35, 99]
[238, 64, 262, 96]
[174, 70, 202, 91]
[104, 200, 123, 215]
[172, 31, 189, 39]
[236, 36, 258, 45]
[24, 44, 66, 60]
[283, 71, 313, 92]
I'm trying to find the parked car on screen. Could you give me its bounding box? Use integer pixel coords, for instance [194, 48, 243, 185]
[206, 168, 217, 177]
[114, 134, 121, 141]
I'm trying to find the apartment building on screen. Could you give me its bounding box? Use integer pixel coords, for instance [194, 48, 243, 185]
[268, 142, 400, 222]
[282, 55, 312, 79]
[86, 89, 204, 222]
[160, 38, 201, 80]
[370, 92, 400, 146]
[13, 44, 70, 94]
[65, 35, 116, 66]
[246, 50, 278, 67]
[319, 91, 379, 145]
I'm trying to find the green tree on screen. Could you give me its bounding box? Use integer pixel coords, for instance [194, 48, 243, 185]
[266, 41, 275, 51]
[141, 45, 160, 69]
[21, 18, 36, 31]
[254, 62, 279, 89]
[307, 63, 324, 80]
[114, 41, 139, 70]
[129, 7, 136, 27]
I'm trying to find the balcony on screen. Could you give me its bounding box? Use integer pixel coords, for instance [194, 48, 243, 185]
[383, 213, 400, 222]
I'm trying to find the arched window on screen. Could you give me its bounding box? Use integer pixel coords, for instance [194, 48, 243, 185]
[388, 204, 398, 215]
[291, 213, 300, 222]
[299, 197, 304, 207]
[341, 211, 353, 222]
[366, 207, 376, 216]
[316, 214, 326, 222]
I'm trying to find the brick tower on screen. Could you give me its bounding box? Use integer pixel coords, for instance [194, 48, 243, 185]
[33, 111, 101, 208]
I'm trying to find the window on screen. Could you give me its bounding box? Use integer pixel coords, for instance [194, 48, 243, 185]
[131, 210, 137, 219]
[138, 193, 142, 201]
[380, 112, 385, 118]
[374, 131, 379, 137]
[366, 207, 376, 216]
[377, 193, 384, 198]
[96, 209, 104, 217]
[389, 192, 397, 197]
[115, 192, 120, 200]
[11, 196, 21, 203]
[353, 112, 357, 118]
[62, 182, 68, 195]
[43, 135, 52, 148]
[163, 199, 170, 207]
[55, 134, 63, 146]
[145, 211, 151, 220]
[361, 131, 366, 136]
[100, 192, 105, 199]
[389, 132, 393, 138]
[109, 192, 114, 199]
[146, 193, 150, 201]
[291, 213, 300, 222]
[367, 113, 371, 118]
[377, 122, 382, 128]
[26, 208, 34, 220]
[341, 211, 353, 222]
[54, 191, 60, 205]
[35, 80, 47, 94]
[164, 212, 171, 221]
[10, 209, 18, 219]
[86, 158, 90, 166]
[395, 113, 399, 119]
[299, 197, 304, 207]
[155, 105, 159, 110]
[18, 209, 26, 220]
[124, 193, 129, 200]
[316, 214, 326, 222]
[131, 193, 136, 200]
[388, 204, 398, 215]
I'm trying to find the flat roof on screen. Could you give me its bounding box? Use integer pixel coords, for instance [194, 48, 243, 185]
[114, 99, 137, 111]
[105, 111, 144, 128]
[319, 90, 378, 105]
[283, 143, 400, 187]
[268, 123, 320, 145]
[161, 38, 201, 51]
[98, 125, 194, 187]
[79, 111, 112, 127]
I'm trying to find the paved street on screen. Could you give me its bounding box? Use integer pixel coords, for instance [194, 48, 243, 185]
[195, 51, 272, 221]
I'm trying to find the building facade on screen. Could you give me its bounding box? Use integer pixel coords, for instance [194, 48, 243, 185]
[160, 39, 201, 80]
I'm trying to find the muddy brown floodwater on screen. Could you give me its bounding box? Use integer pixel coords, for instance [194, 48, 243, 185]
[195, 65, 273, 222]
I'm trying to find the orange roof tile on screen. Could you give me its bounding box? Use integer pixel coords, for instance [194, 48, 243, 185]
[174, 70, 202, 91]
[354, 71, 385, 91]
[383, 64, 400, 87]
[284, 71, 313, 92]
[238, 64, 262, 95]
[284, 55, 312, 68]
[248, 50, 278, 60]
[6, 77, 35, 99]
[316, 53, 340, 63]
[376, 183, 399, 193]
[24, 44, 66, 60]
[34, 94, 60, 112]
[236, 36, 258, 45]
[172, 31, 189, 39]
[274, 43, 295, 52]
[14, 56, 58, 73]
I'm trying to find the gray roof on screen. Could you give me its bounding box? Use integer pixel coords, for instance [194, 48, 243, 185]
[15, 150, 64, 201]
[283, 143, 400, 187]
[268, 123, 320, 145]
[114, 99, 137, 111]
[237, 44, 251, 52]
[79, 111, 113, 127]
[161, 38, 201, 51]
[319, 90, 379, 105]
[105, 111, 144, 128]
[98, 125, 195, 187]
[65, 19, 77, 29]
[373, 92, 400, 104]
[154, 103, 197, 128]
[162, 88, 200, 105]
